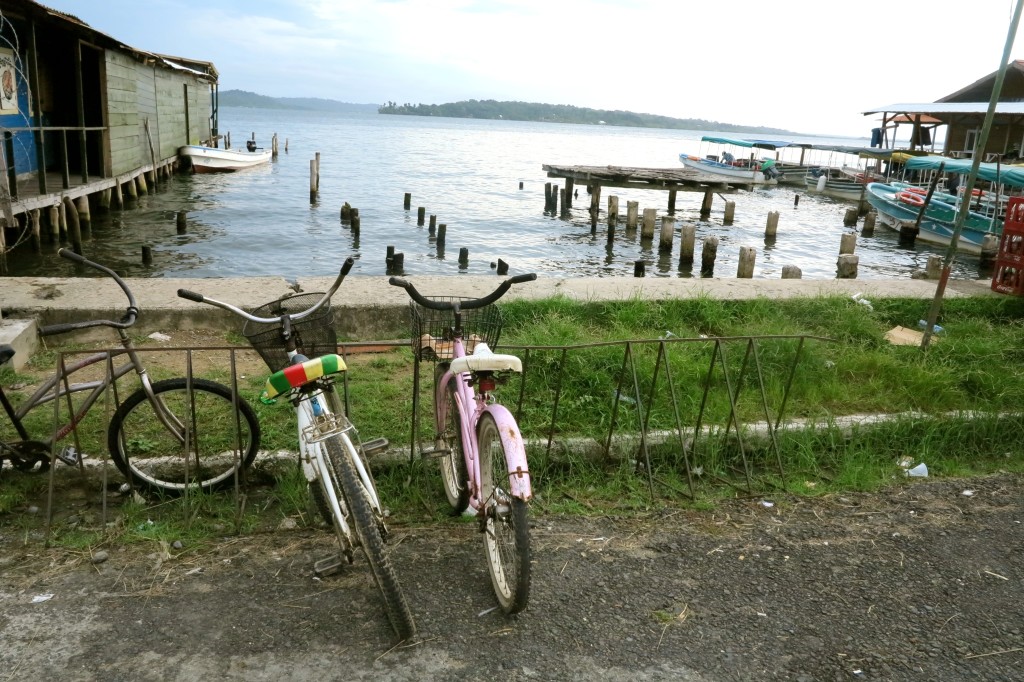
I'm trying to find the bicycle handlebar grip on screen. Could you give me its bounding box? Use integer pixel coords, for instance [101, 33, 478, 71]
[57, 248, 87, 264]
[340, 257, 354, 277]
[508, 273, 537, 284]
[38, 321, 92, 337]
[177, 289, 205, 303]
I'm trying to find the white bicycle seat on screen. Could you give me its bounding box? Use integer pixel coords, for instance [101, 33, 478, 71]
[449, 342, 522, 374]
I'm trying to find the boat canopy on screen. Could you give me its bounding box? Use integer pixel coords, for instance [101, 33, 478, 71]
[809, 145, 932, 161]
[904, 156, 1024, 188]
[700, 135, 811, 150]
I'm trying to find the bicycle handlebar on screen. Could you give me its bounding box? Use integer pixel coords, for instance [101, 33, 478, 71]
[177, 257, 355, 323]
[37, 249, 140, 337]
[388, 272, 537, 310]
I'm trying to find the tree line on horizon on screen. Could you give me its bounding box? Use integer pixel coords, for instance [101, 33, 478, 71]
[377, 99, 792, 134]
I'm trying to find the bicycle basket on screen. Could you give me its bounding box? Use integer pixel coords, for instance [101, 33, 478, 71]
[409, 297, 503, 361]
[242, 292, 337, 371]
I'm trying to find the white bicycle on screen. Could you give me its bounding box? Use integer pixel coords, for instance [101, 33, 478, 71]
[177, 257, 415, 642]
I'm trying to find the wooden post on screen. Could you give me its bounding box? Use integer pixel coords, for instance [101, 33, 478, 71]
[518, 181, 523, 190]
[125, 177, 137, 200]
[839, 232, 857, 255]
[458, 247, 469, 266]
[351, 214, 360, 233]
[679, 224, 696, 267]
[700, 190, 713, 218]
[57, 199, 67, 240]
[29, 209, 41, 252]
[701, 236, 719, 276]
[925, 254, 943, 279]
[340, 203, 351, 221]
[309, 160, 317, 203]
[142, 245, 153, 265]
[633, 260, 645, 277]
[641, 208, 657, 240]
[765, 211, 779, 238]
[417, 207, 425, 226]
[781, 265, 802, 279]
[565, 178, 574, 208]
[607, 196, 619, 225]
[47, 204, 59, 242]
[315, 152, 321, 190]
[836, 254, 859, 279]
[560, 189, 568, 218]
[544, 182, 552, 211]
[861, 211, 876, 237]
[659, 216, 674, 253]
[793, 195, 800, 208]
[63, 196, 81, 254]
[429, 214, 436, 231]
[113, 181, 123, 208]
[437, 223, 446, 246]
[403, 192, 411, 209]
[75, 195, 90, 232]
[737, 246, 756, 278]
[99, 188, 111, 210]
[723, 200, 736, 225]
[667, 189, 677, 214]
[626, 201, 639, 230]
[272, 133, 278, 157]
[843, 207, 858, 227]
[145, 170, 156, 187]
[135, 172, 148, 195]
[177, 210, 187, 234]
[392, 252, 404, 273]
[497, 259, 508, 275]
[898, 220, 918, 246]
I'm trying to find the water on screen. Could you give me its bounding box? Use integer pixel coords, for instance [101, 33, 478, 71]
[3, 107, 987, 280]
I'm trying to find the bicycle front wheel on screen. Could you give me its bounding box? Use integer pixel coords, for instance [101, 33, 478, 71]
[477, 413, 531, 614]
[325, 434, 416, 642]
[108, 378, 260, 495]
[435, 363, 469, 513]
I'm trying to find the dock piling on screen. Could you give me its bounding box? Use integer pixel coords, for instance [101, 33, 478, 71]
[737, 246, 756, 278]
[659, 216, 675, 253]
[837, 254, 859, 279]
[781, 265, 803, 279]
[861, 212, 876, 237]
[701, 235, 719, 277]
[724, 200, 736, 225]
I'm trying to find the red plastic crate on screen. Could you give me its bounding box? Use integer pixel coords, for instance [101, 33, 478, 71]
[991, 261, 1024, 296]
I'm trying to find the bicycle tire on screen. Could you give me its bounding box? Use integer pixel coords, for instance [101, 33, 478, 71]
[107, 378, 260, 495]
[434, 363, 470, 513]
[325, 433, 416, 641]
[478, 412, 531, 614]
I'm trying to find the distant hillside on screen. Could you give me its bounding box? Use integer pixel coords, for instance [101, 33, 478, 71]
[219, 90, 378, 113]
[378, 99, 795, 135]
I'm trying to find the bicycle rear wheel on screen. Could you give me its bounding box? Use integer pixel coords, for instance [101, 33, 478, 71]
[108, 378, 260, 495]
[434, 363, 470, 513]
[325, 433, 416, 642]
[477, 413, 531, 614]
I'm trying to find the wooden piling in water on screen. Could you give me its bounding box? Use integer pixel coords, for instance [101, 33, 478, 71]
[839, 232, 857, 255]
[177, 211, 187, 234]
[135, 172, 148, 195]
[634, 260, 645, 277]
[48, 205, 59, 242]
[925, 254, 943, 279]
[560, 189, 569, 218]
[29, 209, 40, 252]
[843, 207, 858, 227]
[861, 211, 876, 237]
[113, 181, 123, 208]
[700, 190, 713, 218]
[429, 214, 436, 231]
[403, 193, 411, 210]
[626, 201, 639, 230]
[437, 224, 446, 246]
[75, 195, 90, 232]
[737, 246, 756, 278]
[764, 211, 779, 238]
[63, 196, 82, 254]
[340, 203, 351, 220]
[641, 208, 657, 240]
[608, 196, 619, 225]
[898, 220, 918, 246]
[782, 265, 802, 279]
[142, 245, 153, 265]
[459, 247, 469, 266]
[701, 236, 719, 276]
[57, 200, 67, 241]
[679, 224, 696, 267]
[723, 200, 736, 225]
[315, 152, 321, 190]
[497, 259, 508, 275]
[667, 189, 677, 214]
[417, 207, 425, 226]
[125, 177, 138, 200]
[659, 216, 674, 253]
[99, 189, 111, 211]
[837, 254, 859, 279]
[309, 160, 317, 203]
[351, 214, 360, 233]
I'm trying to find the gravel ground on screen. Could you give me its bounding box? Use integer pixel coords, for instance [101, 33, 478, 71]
[1, 471, 1023, 682]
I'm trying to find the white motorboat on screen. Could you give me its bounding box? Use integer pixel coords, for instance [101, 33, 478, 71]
[178, 143, 272, 173]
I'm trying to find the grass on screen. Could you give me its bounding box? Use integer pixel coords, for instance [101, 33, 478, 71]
[3, 292, 1024, 549]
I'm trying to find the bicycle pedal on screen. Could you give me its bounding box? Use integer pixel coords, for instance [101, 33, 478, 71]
[313, 554, 344, 578]
[56, 447, 83, 466]
[418, 446, 451, 460]
[362, 437, 389, 456]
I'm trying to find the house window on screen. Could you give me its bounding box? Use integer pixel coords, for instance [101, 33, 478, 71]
[962, 129, 979, 158]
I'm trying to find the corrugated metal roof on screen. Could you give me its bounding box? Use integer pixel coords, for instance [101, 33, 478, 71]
[862, 102, 1024, 115]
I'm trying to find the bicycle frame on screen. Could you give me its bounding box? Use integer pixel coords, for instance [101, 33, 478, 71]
[435, 336, 532, 508]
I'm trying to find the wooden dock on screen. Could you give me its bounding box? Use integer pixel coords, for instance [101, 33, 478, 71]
[542, 164, 757, 216]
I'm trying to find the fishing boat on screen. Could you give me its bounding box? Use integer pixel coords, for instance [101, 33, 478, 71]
[864, 182, 1001, 254]
[804, 167, 870, 202]
[679, 136, 813, 186]
[178, 143, 272, 173]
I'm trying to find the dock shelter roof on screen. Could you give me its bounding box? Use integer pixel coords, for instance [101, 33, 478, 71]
[903, 155, 1024, 188]
[700, 136, 811, 150]
[862, 102, 1024, 118]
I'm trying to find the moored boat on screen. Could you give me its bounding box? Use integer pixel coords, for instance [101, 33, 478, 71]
[178, 144, 272, 173]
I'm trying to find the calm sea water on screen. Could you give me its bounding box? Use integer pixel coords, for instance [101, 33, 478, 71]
[4, 108, 985, 280]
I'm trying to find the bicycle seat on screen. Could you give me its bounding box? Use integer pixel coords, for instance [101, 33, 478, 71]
[0, 344, 13, 366]
[450, 343, 521, 374]
[262, 353, 348, 400]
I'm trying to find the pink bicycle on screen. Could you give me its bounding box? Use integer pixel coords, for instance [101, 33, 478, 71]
[390, 273, 536, 614]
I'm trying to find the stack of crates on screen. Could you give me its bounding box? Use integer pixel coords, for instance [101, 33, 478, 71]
[991, 196, 1024, 296]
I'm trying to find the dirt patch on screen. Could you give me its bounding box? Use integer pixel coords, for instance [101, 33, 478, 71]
[2, 472, 1022, 681]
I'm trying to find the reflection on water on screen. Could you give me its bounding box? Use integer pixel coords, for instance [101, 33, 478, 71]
[2, 108, 987, 281]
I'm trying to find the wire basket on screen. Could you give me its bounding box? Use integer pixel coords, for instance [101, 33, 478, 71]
[242, 292, 337, 371]
[409, 297, 503, 361]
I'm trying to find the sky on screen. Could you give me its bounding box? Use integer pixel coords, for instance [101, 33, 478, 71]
[35, 0, 1024, 138]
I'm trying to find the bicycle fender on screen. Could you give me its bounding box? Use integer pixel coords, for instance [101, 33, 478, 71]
[482, 403, 531, 501]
